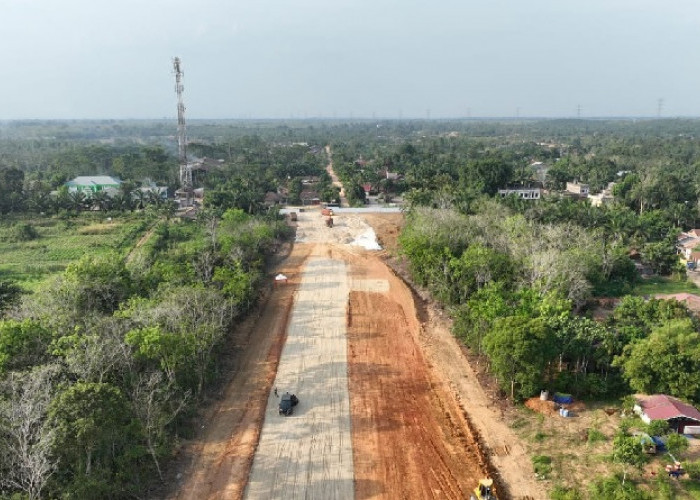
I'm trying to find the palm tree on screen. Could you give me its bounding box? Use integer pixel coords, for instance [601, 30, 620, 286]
[133, 189, 147, 210]
[52, 186, 72, 213]
[27, 191, 51, 214]
[91, 190, 112, 212]
[68, 190, 88, 213]
[146, 189, 164, 207]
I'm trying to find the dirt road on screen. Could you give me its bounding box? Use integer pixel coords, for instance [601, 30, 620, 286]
[170, 208, 541, 499]
[325, 145, 348, 207]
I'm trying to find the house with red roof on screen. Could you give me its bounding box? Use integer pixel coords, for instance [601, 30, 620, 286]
[634, 394, 700, 434]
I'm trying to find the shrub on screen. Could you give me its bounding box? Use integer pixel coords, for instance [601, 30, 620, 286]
[665, 432, 689, 457]
[10, 223, 39, 241]
[587, 428, 606, 444]
[532, 455, 552, 479]
[684, 460, 700, 480]
[589, 475, 651, 499]
[533, 431, 548, 442]
[550, 485, 582, 500]
[645, 419, 670, 437]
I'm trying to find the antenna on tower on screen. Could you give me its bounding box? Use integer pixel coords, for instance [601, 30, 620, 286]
[173, 57, 193, 206]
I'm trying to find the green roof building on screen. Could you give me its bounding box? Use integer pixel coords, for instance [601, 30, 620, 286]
[65, 176, 122, 194]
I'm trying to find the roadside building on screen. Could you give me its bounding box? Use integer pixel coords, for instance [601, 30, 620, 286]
[635, 394, 700, 434]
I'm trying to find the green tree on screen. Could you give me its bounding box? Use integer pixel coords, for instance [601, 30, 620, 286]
[640, 239, 679, 275]
[645, 419, 670, 437]
[483, 316, 556, 400]
[0, 167, 25, 213]
[615, 319, 700, 401]
[453, 282, 509, 354]
[458, 158, 513, 196]
[48, 381, 137, 488]
[0, 319, 51, 374]
[443, 244, 512, 305]
[612, 432, 647, 484]
[61, 253, 134, 315]
[125, 325, 190, 385]
[665, 432, 689, 458]
[125, 286, 233, 394]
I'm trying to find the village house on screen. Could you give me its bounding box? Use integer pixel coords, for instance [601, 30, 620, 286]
[677, 229, 700, 263]
[300, 190, 320, 205]
[497, 187, 541, 200]
[634, 394, 700, 434]
[588, 182, 616, 207]
[565, 181, 589, 197]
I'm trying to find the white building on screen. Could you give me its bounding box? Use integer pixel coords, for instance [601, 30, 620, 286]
[498, 187, 541, 200]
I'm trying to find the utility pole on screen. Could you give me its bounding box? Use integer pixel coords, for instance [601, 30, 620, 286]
[173, 57, 192, 206]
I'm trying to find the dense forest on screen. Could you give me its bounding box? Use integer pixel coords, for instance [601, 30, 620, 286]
[3, 118, 700, 498]
[0, 208, 292, 498]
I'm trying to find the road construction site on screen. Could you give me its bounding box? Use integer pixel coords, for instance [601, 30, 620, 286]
[169, 206, 542, 500]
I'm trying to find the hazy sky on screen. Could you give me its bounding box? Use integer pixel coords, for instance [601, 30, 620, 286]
[3, 0, 700, 119]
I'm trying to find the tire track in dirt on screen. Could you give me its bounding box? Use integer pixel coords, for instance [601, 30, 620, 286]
[346, 269, 487, 499]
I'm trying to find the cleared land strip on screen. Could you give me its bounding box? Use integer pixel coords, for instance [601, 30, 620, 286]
[244, 257, 354, 499]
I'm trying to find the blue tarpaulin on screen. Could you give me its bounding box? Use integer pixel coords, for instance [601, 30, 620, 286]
[553, 393, 574, 404]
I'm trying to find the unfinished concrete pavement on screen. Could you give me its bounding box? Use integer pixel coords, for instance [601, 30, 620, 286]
[243, 257, 354, 499]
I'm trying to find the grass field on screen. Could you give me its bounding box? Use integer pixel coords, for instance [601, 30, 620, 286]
[0, 215, 150, 290]
[631, 276, 700, 296]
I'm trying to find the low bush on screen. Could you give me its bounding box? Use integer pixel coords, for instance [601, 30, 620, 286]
[587, 428, 606, 444]
[10, 223, 39, 241]
[532, 455, 552, 479]
[550, 485, 582, 500]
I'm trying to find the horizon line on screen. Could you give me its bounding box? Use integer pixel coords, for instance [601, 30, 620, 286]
[2, 115, 700, 122]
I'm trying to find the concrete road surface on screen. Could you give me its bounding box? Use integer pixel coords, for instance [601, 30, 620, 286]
[243, 257, 354, 499]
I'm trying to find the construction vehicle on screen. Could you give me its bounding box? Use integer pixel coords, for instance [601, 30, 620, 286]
[278, 392, 299, 416]
[470, 479, 496, 500]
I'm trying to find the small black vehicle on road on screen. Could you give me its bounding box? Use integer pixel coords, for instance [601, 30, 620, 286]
[278, 392, 299, 416]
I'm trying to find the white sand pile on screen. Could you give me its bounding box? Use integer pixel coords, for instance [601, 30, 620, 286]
[293, 209, 382, 250]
